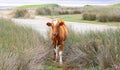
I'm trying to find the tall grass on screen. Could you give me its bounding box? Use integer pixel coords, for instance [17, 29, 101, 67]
[82, 6, 120, 22]
[0, 18, 48, 70]
[64, 28, 120, 69]
[45, 26, 120, 69]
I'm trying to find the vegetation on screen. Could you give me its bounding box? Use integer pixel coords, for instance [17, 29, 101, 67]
[14, 4, 120, 25]
[17, 4, 59, 9]
[69, 28, 120, 69]
[113, 3, 120, 7]
[41, 5, 119, 25]
[82, 6, 120, 22]
[0, 18, 47, 70]
[1, 3, 120, 70]
[47, 14, 82, 22]
[82, 12, 96, 20]
[1, 18, 120, 70]
[13, 9, 30, 18]
[46, 5, 120, 25]
[45, 26, 120, 70]
[47, 14, 120, 26]
[36, 6, 82, 15]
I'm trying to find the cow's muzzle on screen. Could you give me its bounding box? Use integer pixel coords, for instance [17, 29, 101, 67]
[52, 32, 57, 36]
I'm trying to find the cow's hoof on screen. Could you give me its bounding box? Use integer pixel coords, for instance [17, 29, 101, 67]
[58, 63, 64, 68]
[52, 59, 57, 63]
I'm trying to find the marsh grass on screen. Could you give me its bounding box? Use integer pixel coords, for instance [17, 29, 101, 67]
[46, 27, 120, 70]
[0, 18, 48, 70]
[66, 28, 120, 69]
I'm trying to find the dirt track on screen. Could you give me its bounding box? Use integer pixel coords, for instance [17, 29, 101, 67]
[12, 16, 118, 38]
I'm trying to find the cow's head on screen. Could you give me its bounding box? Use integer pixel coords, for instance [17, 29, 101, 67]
[46, 19, 64, 37]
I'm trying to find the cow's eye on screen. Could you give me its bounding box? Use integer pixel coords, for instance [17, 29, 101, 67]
[56, 25, 59, 27]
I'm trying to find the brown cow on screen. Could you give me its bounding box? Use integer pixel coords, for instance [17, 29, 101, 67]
[46, 19, 68, 64]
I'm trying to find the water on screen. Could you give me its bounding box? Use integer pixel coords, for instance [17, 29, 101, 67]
[0, 6, 16, 9]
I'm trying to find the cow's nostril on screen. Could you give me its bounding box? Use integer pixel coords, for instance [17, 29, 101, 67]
[53, 33, 57, 36]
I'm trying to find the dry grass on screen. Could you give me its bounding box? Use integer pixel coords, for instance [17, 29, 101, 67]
[66, 28, 120, 69]
[45, 27, 120, 70]
[0, 18, 50, 70]
[12, 9, 30, 18]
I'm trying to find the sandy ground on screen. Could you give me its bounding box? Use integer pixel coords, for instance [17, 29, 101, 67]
[12, 16, 119, 38]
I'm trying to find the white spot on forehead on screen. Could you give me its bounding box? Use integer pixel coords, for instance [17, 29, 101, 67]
[53, 19, 58, 25]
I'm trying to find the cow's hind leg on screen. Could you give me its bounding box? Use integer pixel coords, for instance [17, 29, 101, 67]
[53, 46, 59, 61]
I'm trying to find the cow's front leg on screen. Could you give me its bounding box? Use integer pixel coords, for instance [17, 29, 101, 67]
[53, 49, 56, 61]
[59, 44, 63, 64]
[56, 46, 59, 61]
[53, 45, 59, 61]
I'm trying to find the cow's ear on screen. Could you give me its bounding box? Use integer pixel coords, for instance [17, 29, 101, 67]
[59, 20, 64, 26]
[46, 22, 52, 27]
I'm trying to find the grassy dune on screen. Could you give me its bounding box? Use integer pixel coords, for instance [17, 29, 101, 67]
[17, 4, 59, 9]
[113, 3, 120, 7]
